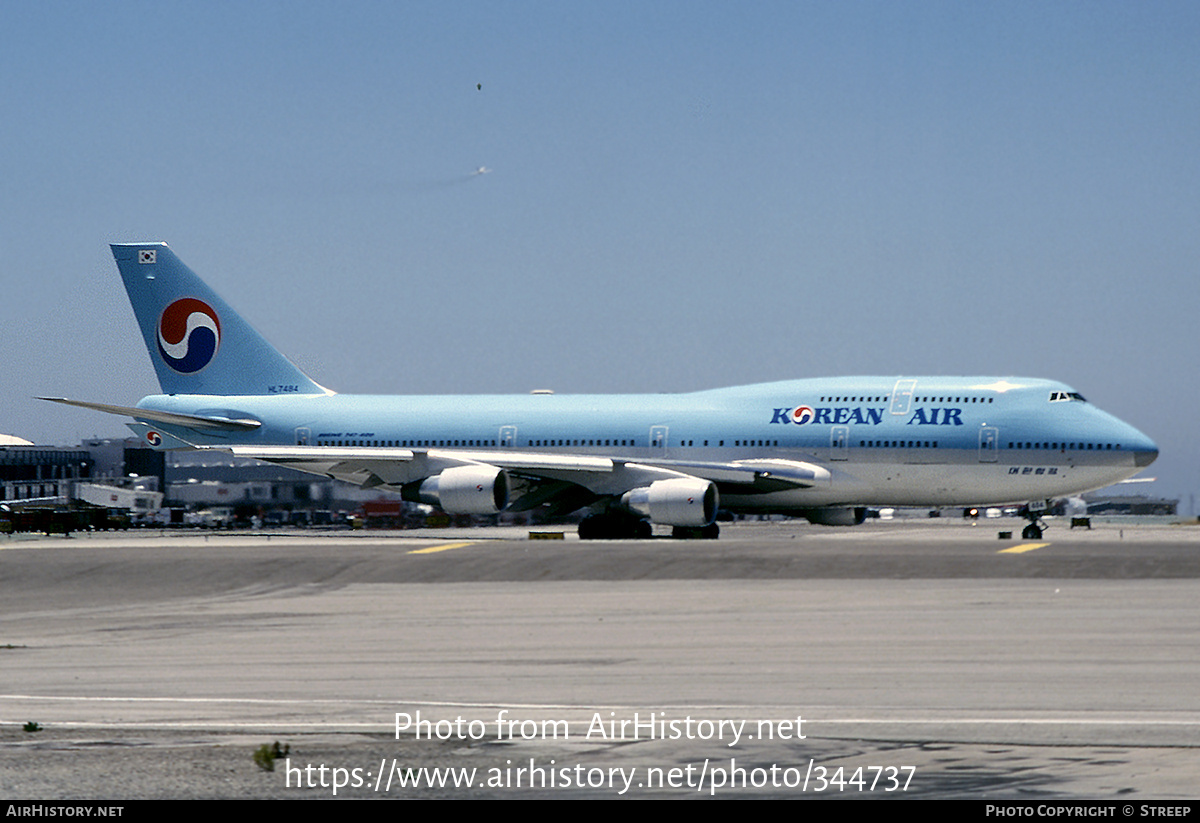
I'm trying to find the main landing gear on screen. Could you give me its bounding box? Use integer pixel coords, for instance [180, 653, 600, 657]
[578, 512, 652, 540]
[671, 524, 720, 540]
[577, 513, 720, 540]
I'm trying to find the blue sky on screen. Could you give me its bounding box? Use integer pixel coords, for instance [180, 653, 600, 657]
[3, 1, 1197, 507]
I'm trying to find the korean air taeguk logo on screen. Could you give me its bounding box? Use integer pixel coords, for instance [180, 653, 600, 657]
[790, 405, 815, 424]
[157, 298, 221, 373]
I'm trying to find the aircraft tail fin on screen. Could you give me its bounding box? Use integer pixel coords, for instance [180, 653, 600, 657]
[111, 243, 328, 397]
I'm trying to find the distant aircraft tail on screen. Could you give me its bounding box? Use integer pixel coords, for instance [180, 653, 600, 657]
[111, 243, 328, 396]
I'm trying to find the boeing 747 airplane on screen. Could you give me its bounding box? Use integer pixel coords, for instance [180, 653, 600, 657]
[45, 243, 1158, 539]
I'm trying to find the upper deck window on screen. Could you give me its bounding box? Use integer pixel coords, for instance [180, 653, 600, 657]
[1049, 391, 1087, 402]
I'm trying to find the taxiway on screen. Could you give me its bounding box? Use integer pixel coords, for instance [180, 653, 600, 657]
[2, 518, 1198, 798]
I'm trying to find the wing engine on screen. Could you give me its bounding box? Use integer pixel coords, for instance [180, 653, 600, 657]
[405, 465, 510, 515]
[620, 477, 718, 527]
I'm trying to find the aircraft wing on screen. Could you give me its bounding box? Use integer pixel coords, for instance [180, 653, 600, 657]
[210, 445, 831, 508]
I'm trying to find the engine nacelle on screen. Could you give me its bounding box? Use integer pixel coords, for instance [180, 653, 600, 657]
[416, 465, 509, 515]
[801, 506, 867, 526]
[621, 478, 718, 527]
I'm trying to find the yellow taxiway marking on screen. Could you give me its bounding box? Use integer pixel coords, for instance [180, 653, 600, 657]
[999, 542, 1050, 554]
[407, 541, 475, 555]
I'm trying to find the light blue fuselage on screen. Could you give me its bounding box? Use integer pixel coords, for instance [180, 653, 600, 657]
[138, 375, 1157, 508]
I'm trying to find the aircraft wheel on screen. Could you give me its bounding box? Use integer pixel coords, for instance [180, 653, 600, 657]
[1021, 524, 1043, 540]
[581, 514, 650, 540]
[578, 515, 604, 540]
[672, 524, 719, 539]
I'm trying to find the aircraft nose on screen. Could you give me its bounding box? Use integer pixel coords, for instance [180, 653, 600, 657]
[1127, 428, 1158, 468]
[1134, 442, 1158, 468]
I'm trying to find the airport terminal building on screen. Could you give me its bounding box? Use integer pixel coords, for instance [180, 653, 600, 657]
[0, 437, 94, 503]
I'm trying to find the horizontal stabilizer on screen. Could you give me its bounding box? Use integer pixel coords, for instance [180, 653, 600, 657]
[38, 397, 261, 431]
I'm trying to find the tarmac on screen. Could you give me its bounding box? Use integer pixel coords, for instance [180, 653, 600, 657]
[2, 516, 1198, 799]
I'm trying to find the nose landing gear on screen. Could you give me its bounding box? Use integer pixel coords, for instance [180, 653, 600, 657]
[1020, 501, 1048, 540]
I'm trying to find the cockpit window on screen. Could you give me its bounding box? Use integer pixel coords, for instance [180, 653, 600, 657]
[1049, 391, 1087, 403]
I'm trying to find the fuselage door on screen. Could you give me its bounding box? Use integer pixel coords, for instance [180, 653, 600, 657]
[499, 426, 517, 448]
[890, 379, 917, 416]
[295, 427, 311, 446]
[830, 425, 849, 461]
[978, 426, 998, 463]
[650, 425, 668, 453]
